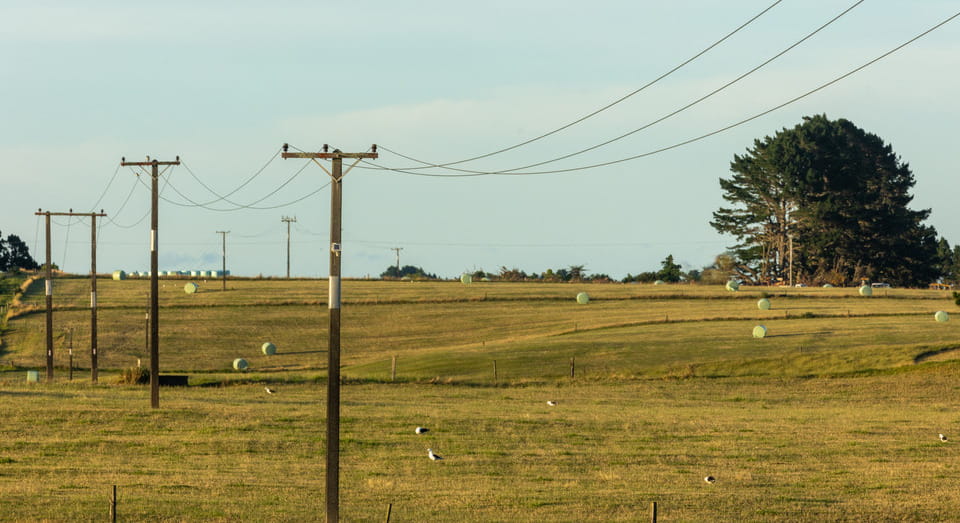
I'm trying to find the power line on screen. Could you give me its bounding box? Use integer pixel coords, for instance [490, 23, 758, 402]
[358, 0, 785, 172]
[369, 8, 960, 178]
[365, 0, 865, 177]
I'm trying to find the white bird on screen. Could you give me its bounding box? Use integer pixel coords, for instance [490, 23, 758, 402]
[546, 401, 558, 407]
[415, 427, 429, 434]
[704, 476, 716, 484]
[265, 387, 276, 394]
[427, 448, 443, 461]
[940, 433, 948, 442]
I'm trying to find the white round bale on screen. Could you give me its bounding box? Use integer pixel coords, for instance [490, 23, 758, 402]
[859, 285, 873, 297]
[460, 273, 473, 284]
[262, 342, 277, 355]
[576, 292, 589, 305]
[112, 270, 126, 281]
[726, 280, 740, 292]
[184, 282, 199, 294]
[935, 311, 949, 323]
[757, 298, 771, 310]
[654, 280, 665, 285]
[752, 325, 767, 338]
[233, 358, 249, 371]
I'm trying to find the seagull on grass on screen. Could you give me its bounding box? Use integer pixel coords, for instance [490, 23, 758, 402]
[704, 476, 716, 484]
[546, 401, 558, 407]
[415, 427, 429, 435]
[428, 448, 443, 461]
[264, 387, 276, 394]
[940, 433, 948, 442]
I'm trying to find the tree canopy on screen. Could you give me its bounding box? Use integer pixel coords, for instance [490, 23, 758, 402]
[0, 232, 39, 272]
[712, 115, 939, 287]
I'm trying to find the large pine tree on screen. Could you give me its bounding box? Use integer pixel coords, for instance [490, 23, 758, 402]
[712, 115, 938, 287]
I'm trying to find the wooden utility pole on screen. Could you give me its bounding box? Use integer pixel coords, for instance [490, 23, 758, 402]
[390, 247, 403, 277]
[121, 157, 180, 408]
[216, 231, 230, 291]
[281, 216, 297, 278]
[281, 143, 377, 523]
[35, 209, 106, 382]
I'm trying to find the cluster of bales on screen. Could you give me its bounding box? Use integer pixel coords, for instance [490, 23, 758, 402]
[232, 342, 278, 372]
[112, 270, 230, 280]
[731, 281, 949, 338]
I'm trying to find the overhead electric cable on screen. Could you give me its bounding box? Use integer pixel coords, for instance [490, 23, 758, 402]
[176, 149, 281, 207]
[368, 0, 864, 176]
[157, 161, 329, 211]
[371, 9, 960, 178]
[362, 0, 784, 171]
[88, 163, 123, 213]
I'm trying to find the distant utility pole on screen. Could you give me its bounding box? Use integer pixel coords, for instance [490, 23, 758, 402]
[35, 208, 107, 383]
[281, 216, 297, 278]
[281, 143, 378, 523]
[216, 231, 230, 291]
[390, 247, 403, 277]
[121, 156, 180, 408]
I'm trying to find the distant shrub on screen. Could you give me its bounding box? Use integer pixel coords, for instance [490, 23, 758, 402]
[118, 367, 149, 385]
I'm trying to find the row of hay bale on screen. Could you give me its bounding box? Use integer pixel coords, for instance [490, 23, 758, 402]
[112, 270, 230, 280]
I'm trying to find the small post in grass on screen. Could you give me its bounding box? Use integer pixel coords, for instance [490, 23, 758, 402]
[493, 359, 497, 382]
[650, 501, 657, 522]
[110, 485, 117, 523]
[391, 355, 397, 382]
[384, 502, 392, 522]
[570, 357, 575, 379]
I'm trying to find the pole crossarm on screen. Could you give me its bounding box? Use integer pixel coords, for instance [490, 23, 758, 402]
[281, 144, 377, 181]
[35, 211, 107, 217]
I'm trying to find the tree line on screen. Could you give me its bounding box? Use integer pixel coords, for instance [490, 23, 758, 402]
[0, 232, 38, 272]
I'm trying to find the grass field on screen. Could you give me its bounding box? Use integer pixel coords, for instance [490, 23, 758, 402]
[1, 277, 959, 520]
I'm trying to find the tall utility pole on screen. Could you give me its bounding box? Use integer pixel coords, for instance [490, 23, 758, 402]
[121, 156, 180, 408]
[281, 216, 297, 278]
[35, 209, 106, 382]
[216, 231, 230, 291]
[390, 247, 403, 277]
[281, 143, 377, 523]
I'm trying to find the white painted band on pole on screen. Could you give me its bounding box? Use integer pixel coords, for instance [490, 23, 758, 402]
[151, 230, 157, 252]
[45, 280, 52, 296]
[329, 276, 341, 309]
[91, 291, 97, 308]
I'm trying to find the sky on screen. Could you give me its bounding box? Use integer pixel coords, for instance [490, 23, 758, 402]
[2, 1, 959, 280]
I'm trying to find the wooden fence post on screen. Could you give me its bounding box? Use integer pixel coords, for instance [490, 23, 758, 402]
[385, 502, 393, 522]
[391, 355, 397, 382]
[570, 357, 575, 379]
[493, 360, 497, 382]
[650, 501, 657, 522]
[110, 485, 117, 523]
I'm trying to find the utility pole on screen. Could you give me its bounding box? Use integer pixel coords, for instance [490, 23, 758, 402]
[281, 216, 297, 278]
[121, 156, 180, 408]
[35, 209, 106, 382]
[281, 143, 377, 523]
[390, 247, 403, 277]
[216, 231, 230, 291]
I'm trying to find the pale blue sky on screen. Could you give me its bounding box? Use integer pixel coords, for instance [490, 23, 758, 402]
[2, 1, 958, 279]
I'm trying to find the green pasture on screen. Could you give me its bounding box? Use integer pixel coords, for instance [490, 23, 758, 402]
[1, 277, 959, 520]
[2, 277, 956, 381]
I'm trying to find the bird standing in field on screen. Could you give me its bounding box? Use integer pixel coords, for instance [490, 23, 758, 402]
[940, 433, 948, 442]
[704, 476, 716, 484]
[428, 448, 443, 461]
[265, 387, 276, 394]
[415, 427, 429, 434]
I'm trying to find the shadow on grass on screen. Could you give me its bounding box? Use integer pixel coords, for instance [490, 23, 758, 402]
[765, 331, 834, 338]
